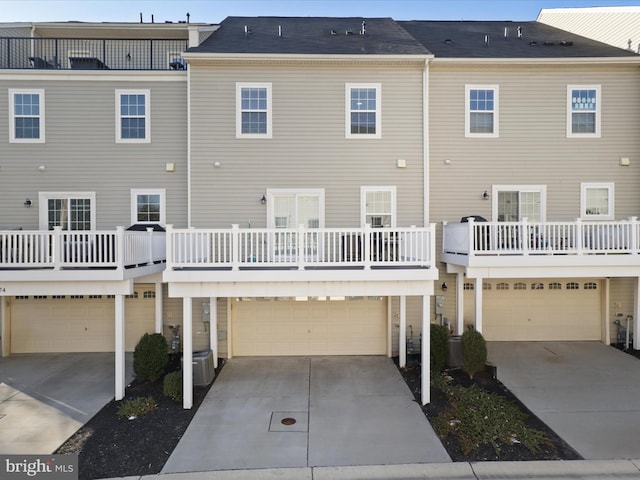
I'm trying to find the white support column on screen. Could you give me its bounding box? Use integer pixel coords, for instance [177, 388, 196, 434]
[474, 277, 483, 333]
[114, 294, 126, 401]
[635, 278, 640, 350]
[155, 282, 163, 334]
[182, 297, 193, 409]
[0, 296, 7, 357]
[387, 296, 393, 357]
[399, 295, 407, 368]
[421, 295, 431, 405]
[603, 278, 610, 345]
[456, 272, 464, 335]
[210, 296, 218, 368]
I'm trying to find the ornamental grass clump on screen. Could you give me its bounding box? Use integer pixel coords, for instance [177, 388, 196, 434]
[430, 324, 450, 373]
[461, 328, 487, 379]
[163, 370, 183, 402]
[133, 333, 169, 383]
[117, 396, 157, 420]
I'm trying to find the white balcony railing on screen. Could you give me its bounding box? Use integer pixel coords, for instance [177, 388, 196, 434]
[443, 217, 640, 256]
[166, 224, 436, 270]
[0, 226, 166, 270]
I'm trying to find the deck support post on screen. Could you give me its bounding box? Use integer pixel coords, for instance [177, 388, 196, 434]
[399, 295, 407, 368]
[114, 293, 126, 400]
[210, 296, 218, 368]
[456, 272, 464, 335]
[474, 276, 483, 333]
[421, 294, 430, 405]
[155, 282, 163, 334]
[183, 297, 193, 409]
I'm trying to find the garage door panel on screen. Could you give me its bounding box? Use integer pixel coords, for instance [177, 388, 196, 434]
[465, 279, 601, 342]
[233, 297, 386, 356]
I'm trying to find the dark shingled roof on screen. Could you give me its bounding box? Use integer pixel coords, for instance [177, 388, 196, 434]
[190, 16, 431, 55]
[399, 21, 638, 58]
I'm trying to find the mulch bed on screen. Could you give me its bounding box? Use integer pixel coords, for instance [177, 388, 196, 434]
[55, 356, 223, 480]
[395, 356, 582, 462]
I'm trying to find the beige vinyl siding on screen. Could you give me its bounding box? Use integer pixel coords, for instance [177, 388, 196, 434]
[189, 62, 426, 229]
[0, 78, 188, 229]
[608, 277, 636, 344]
[429, 64, 640, 226]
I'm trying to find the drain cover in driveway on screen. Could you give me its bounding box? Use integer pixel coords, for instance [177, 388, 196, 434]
[269, 411, 308, 432]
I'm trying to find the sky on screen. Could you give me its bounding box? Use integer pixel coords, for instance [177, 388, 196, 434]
[0, 0, 638, 24]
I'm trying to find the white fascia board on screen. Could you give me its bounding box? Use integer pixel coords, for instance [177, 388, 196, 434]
[183, 52, 434, 64]
[0, 280, 133, 296]
[0, 71, 187, 82]
[432, 56, 640, 65]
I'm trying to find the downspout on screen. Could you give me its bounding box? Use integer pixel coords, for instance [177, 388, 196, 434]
[187, 61, 192, 227]
[423, 58, 430, 227]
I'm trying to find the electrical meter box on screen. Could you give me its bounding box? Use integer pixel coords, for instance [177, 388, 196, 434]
[435, 295, 445, 315]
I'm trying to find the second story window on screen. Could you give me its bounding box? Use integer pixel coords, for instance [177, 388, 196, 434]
[466, 85, 498, 138]
[346, 83, 381, 138]
[567, 85, 600, 138]
[9, 89, 45, 143]
[116, 90, 150, 143]
[39, 192, 96, 231]
[581, 182, 614, 220]
[131, 189, 166, 225]
[236, 83, 272, 138]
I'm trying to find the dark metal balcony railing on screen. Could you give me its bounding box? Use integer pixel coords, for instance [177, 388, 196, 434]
[0, 37, 189, 70]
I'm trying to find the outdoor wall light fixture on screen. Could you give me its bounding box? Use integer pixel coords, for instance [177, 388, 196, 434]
[481, 191, 490, 200]
[37, 165, 46, 172]
[24, 198, 32, 208]
[260, 195, 267, 205]
[441, 282, 448, 291]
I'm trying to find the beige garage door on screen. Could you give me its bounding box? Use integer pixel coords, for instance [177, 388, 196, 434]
[10, 284, 156, 353]
[464, 279, 601, 341]
[232, 296, 387, 356]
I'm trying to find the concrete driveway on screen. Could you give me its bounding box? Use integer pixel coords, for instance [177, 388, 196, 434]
[163, 356, 450, 473]
[0, 353, 132, 454]
[488, 342, 640, 460]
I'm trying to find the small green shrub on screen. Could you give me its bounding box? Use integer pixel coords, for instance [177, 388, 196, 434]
[461, 328, 487, 379]
[430, 324, 450, 373]
[133, 333, 169, 383]
[163, 370, 183, 402]
[117, 396, 156, 419]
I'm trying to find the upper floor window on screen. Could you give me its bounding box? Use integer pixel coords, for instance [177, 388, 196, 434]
[131, 189, 166, 225]
[465, 85, 498, 138]
[346, 83, 381, 138]
[38, 192, 96, 230]
[581, 182, 614, 220]
[361, 186, 396, 227]
[9, 89, 45, 143]
[567, 85, 600, 138]
[236, 83, 272, 138]
[116, 90, 150, 143]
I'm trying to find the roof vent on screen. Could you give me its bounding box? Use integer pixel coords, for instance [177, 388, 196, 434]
[330, 29, 337, 36]
[529, 40, 537, 46]
[517, 26, 523, 39]
[504, 27, 508, 38]
[444, 38, 453, 45]
[360, 21, 366, 36]
[560, 40, 573, 46]
[244, 25, 252, 36]
[278, 25, 282, 37]
[484, 35, 490, 47]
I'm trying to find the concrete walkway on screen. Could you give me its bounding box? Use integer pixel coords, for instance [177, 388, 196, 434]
[0, 353, 132, 454]
[488, 342, 640, 460]
[162, 356, 450, 474]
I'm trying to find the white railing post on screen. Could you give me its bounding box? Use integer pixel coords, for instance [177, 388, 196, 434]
[575, 218, 583, 255]
[522, 217, 529, 256]
[146, 227, 154, 265]
[116, 226, 125, 270]
[231, 224, 240, 271]
[467, 218, 475, 255]
[364, 224, 372, 270]
[429, 223, 436, 267]
[442, 221, 448, 254]
[629, 217, 638, 255]
[52, 226, 63, 270]
[165, 225, 174, 270]
[298, 224, 305, 271]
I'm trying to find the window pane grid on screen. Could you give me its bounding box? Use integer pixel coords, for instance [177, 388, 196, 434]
[118, 92, 148, 141]
[240, 87, 268, 135]
[349, 87, 377, 135]
[137, 194, 161, 222]
[13, 93, 41, 139]
[570, 88, 598, 135]
[469, 88, 495, 135]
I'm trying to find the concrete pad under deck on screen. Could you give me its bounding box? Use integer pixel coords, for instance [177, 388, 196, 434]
[0, 353, 133, 454]
[162, 356, 450, 474]
[488, 342, 640, 460]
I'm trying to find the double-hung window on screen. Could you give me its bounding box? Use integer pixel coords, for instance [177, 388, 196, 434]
[361, 187, 396, 228]
[116, 90, 150, 143]
[39, 192, 96, 231]
[346, 83, 381, 138]
[9, 89, 45, 143]
[465, 85, 498, 138]
[567, 85, 600, 138]
[236, 83, 272, 138]
[131, 189, 166, 225]
[581, 183, 614, 220]
[493, 186, 546, 222]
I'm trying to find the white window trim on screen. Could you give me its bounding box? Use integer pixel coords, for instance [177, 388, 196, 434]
[491, 185, 547, 222]
[346, 83, 382, 139]
[38, 192, 97, 230]
[581, 182, 614, 220]
[9, 88, 45, 143]
[361, 186, 397, 227]
[465, 85, 499, 138]
[131, 188, 166, 225]
[115, 89, 151, 143]
[236, 82, 272, 139]
[567, 85, 601, 138]
[266, 188, 325, 228]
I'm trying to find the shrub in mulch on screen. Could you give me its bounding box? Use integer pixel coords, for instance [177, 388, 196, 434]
[430, 324, 450, 373]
